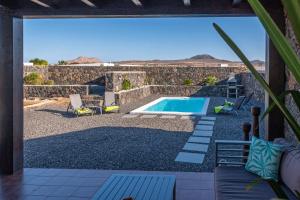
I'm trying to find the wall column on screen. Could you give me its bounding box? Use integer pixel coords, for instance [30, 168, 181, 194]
[265, 5, 285, 140]
[0, 11, 23, 174]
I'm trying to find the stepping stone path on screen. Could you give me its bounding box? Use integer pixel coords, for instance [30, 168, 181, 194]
[122, 114, 139, 119]
[175, 116, 216, 164]
[140, 115, 157, 119]
[188, 136, 210, 144]
[175, 152, 204, 164]
[195, 125, 213, 131]
[160, 115, 176, 119]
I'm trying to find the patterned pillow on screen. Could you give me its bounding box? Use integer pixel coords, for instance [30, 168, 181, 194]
[245, 136, 284, 181]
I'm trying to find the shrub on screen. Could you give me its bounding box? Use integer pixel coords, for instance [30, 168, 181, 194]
[204, 75, 218, 86]
[29, 58, 48, 66]
[58, 60, 67, 65]
[183, 79, 193, 86]
[122, 79, 132, 90]
[24, 73, 44, 85]
[43, 80, 54, 85]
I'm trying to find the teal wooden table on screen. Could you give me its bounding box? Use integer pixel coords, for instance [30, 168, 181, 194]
[92, 174, 176, 200]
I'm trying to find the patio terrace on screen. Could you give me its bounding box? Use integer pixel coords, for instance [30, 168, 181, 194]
[0, 168, 214, 200]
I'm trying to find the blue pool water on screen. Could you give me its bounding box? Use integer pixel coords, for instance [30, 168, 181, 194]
[132, 97, 208, 115]
[146, 98, 206, 113]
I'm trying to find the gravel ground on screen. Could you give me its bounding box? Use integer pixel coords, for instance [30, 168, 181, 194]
[24, 96, 264, 172]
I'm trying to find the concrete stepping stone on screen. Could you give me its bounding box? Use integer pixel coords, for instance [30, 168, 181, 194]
[183, 143, 208, 152]
[175, 152, 205, 164]
[160, 115, 176, 119]
[141, 115, 157, 119]
[201, 116, 216, 121]
[195, 125, 213, 131]
[188, 136, 210, 144]
[193, 130, 213, 137]
[122, 114, 139, 118]
[197, 120, 214, 125]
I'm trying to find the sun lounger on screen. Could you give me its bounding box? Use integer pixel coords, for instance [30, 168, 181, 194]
[104, 92, 120, 113]
[214, 96, 246, 115]
[67, 94, 93, 117]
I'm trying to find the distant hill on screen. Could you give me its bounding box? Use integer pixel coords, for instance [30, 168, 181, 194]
[66, 56, 102, 64]
[190, 54, 216, 60]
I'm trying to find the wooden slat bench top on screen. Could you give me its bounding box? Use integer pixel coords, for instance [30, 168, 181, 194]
[92, 174, 176, 200]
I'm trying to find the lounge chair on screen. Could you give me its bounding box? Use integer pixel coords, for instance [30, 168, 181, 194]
[214, 96, 246, 115]
[241, 92, 254, 110]
[67, 94, 93, 117]
[103, 92, 120, 113]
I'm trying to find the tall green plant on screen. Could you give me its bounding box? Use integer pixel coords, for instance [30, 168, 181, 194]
[213, 0, 300, 142]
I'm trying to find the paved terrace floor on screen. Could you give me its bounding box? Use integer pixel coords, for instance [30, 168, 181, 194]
[24, 96, 264, 172]
[0, 168, 214, 200]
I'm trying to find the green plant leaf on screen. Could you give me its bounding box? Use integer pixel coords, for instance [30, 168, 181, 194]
[248, 0, 300, 85]
[261, 90, 300, 121]
[281, 0, 300, 45]
[213, 23, 300, 141]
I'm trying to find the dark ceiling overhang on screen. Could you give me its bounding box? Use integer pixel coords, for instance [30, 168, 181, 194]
[0, 0, 282, 18]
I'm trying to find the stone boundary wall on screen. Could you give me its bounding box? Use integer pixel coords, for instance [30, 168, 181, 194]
[48, 65, 247, 85]
[24, 85, 91, 98]
[239, 72, 265, 102]
[115, 86, 152, 105]
[285, 19, 300, 144]
[105, 71, 146, 92]
[24, 65, 49, 79]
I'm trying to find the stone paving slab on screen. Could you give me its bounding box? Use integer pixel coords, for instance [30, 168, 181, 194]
[193, 130, 213, 137]
[180, 116, 196, 120]
[201, 117, 216, 121]
[183, 143, 208, 152]
[195, 125, 213, 131]
[197, 121, 215, 125]
[175, 152, 205, 164]
[160, 115, 176, 119]
[188, 136, 210, 144]
[140, 115, 157, 119]
[122, 114, 139, 119]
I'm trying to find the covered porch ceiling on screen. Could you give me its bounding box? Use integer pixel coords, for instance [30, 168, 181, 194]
[0, 0, 281, 18]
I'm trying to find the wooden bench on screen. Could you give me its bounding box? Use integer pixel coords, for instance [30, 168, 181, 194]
[92, 174, 176, 200]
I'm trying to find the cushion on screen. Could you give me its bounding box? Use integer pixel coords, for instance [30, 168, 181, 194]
[215, 166, 277, 200]
[215, 166, 298, 200]
[75, 108, 93, 115]
[280, 149, 300, 196]
[245, 137, 283, 181]
[104, 105, 119, 112]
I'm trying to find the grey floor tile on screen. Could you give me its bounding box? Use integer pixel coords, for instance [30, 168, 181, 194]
[188, 136, 210, 144]
[197, 121, 215, 125]
[193, 130, 213, 137]
[201, 116, 216, 121]
[175, 152, 205, 164]
[195, 125, 213, 131]
[183, 143, 208, 152]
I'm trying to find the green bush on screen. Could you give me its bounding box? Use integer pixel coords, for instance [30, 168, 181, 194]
[24, 73, 54, 85]
[204, 75, 218, 86]
[58, 60, 67, 65]
[29, 58, 48, 66]
[122, 79, 132, 90]
[24, 73, 44, 85]
[183, 79, 193, 86]
[43, 80, 54, 85]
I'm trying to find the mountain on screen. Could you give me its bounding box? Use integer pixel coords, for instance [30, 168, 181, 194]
[190, 54, 216, 60]
[66, 56, 102, 64]
[251, 60, 265, 66]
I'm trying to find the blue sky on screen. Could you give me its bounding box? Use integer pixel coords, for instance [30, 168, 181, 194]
[24, 17, 266, 64]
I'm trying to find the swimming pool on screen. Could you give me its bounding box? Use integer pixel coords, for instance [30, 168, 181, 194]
[131, 97, 210, 115]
